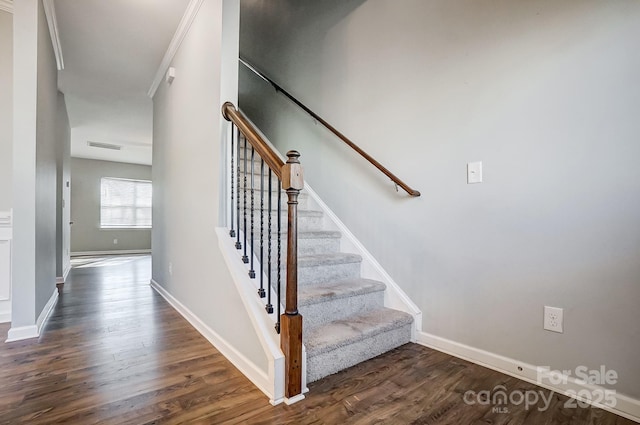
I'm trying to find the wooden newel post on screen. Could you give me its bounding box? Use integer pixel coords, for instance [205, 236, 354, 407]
[280, 150, 304, 398]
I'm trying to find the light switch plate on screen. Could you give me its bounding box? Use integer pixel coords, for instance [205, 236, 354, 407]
[468, 161, 483, 184]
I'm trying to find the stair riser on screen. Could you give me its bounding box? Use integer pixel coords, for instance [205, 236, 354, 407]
[235, 191, 306, 210]
[242, 237, 340, 257]
[298, 238, 340, 256]
[298, 262, 361, 286]
[237, 174, 281, 188]
[238, 161, 274, 175]
[300, 291, 384, 331]
[238, 214, 323, 232]
[235, 193, 310, 210]
[306, 324, 412, 383]
[266, 261, 361, 292]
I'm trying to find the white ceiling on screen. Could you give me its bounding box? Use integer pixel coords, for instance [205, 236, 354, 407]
[55, 0, 190, 165]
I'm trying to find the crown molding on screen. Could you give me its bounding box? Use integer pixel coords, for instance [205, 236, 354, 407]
[42, 0, 64, 70]
[0, 0, 13, 14]
[147, 0, 204, 98]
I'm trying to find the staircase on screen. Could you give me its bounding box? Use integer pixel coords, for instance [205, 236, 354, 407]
[238, 147, 413, 383]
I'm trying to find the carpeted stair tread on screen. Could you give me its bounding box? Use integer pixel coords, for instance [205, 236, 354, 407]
[298, 252, 362, 268]
[305, 308, 413, 357]
[298, 279, 385, 307]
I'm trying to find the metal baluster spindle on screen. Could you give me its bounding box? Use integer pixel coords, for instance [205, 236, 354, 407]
[275, 179, 282, 334]
[265, 169, 273, 314]
[229, 124, 236, 238]
[242, 137, 249, 263]
[235, 128, 241, 250]
[249, 147, 256, 278]
[258, 158, 265, 298]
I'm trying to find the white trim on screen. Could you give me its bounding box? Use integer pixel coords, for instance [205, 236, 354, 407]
[0, 0, 12, 14]
[417, 331, 640, 423]
[6, 288, 58, 342]
[147, 0, 204, 98]
[150, 277, 282, 404]
[36, 288, 58, 332]
[0, 209, 11, 228]
[6, 325, 38, 342]
[56, 264, 71, 284]
[42, 0, 64, 70]
[0, 310, 10, 323]
[71, 249, 151, 257]
[284, 394, 305, 405]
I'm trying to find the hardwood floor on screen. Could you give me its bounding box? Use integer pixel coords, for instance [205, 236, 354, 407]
[0, 255, 633, 424]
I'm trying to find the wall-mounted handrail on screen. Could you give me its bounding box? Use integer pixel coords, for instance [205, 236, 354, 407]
[239, 57, 421, 197]
[222, 101, 304, 400]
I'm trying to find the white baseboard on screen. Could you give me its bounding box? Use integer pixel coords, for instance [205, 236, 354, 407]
[6, 325, 38, 342]
[6, 288, 58, 343]
[417, 331, 640, 423]
[71, 249, 151, 257]
[0, 299, 10, 323]
[56, 265, 71, 284]
[284, 394, 305, 405]
[37, 289, 58, 332]
[149, 279, 273, 401]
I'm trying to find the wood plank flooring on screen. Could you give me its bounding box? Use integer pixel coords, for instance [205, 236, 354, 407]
[0, 255, 634, 424]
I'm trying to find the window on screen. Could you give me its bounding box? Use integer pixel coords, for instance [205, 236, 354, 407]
[100, 178, 152, 229]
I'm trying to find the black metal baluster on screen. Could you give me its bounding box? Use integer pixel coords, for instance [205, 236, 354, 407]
[265, 169, 273, 314]
[229, 124, 236, 238]
[275, 179, 282, 334]
[258, 158, 265, 298]
[235, 128, 241, 250]
[242, 137, 249, 263]
[249, 147, 256, 278]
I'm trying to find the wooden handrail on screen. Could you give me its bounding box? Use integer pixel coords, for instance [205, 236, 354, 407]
[239, 57, 421, 197]
[222, 102, 284, 179]
[222, 102, 304, 399]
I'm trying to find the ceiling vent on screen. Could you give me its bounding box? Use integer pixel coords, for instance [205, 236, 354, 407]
[87, 141, 122, 151]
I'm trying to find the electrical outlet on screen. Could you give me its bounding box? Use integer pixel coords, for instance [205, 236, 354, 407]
[169, 262, 173, 276]
[467, 161, 483, 184]
[113, 238, 118, 245]
[544, 306, 563, 333]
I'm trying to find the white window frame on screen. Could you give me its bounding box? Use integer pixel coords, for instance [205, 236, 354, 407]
[100, 177, 152, 229]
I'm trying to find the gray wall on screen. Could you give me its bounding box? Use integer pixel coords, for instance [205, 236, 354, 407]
[70, 158, 151, 253]
[12, 0, 65, 327]
[0, 11, 12, 211]
[35, 0, 62, 317]
[240, 0, 640, 398]
[56, 92, 70, 277]
[153, 0, 267, 372]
